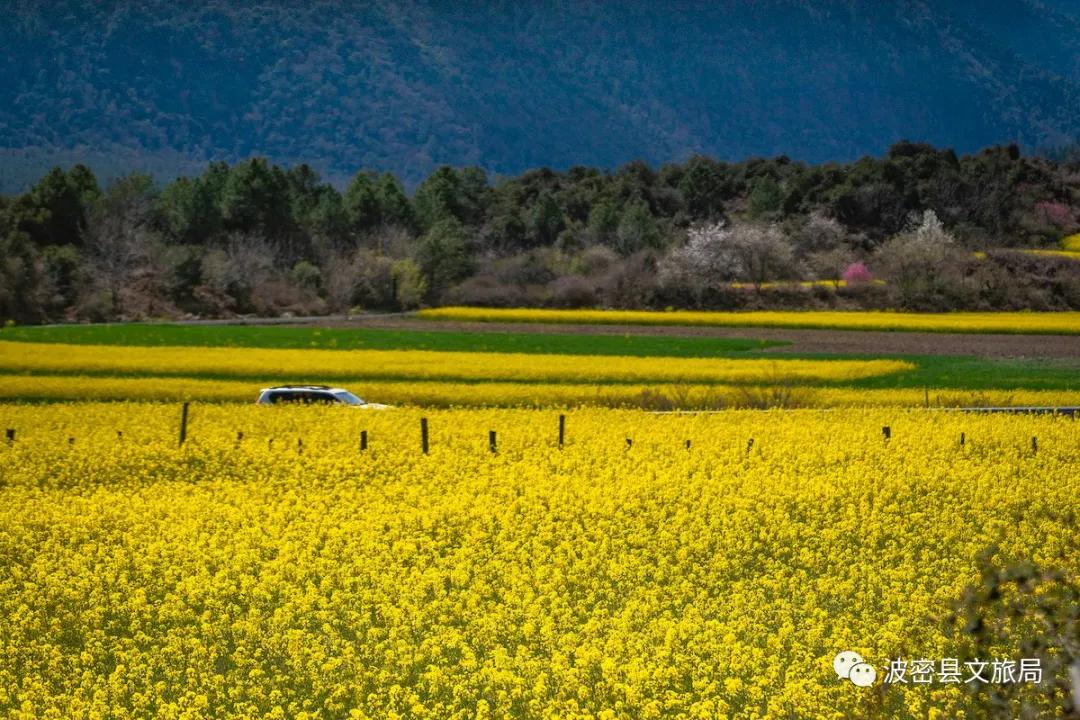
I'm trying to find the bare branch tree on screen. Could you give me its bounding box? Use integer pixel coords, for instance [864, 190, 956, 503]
[81, 174, 157, 318]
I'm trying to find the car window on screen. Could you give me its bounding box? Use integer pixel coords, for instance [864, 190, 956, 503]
[332, 390, 364, 406]
[266, 390, 343, 404]
[268, 391, 306, 404]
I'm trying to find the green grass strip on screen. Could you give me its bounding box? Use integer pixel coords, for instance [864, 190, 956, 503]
[0, 323, 785, 357]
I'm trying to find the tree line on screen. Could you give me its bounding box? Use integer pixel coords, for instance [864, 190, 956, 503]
[2, 140, 1079, 324]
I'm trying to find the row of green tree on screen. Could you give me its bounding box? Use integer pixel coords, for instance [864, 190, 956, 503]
[1, 141, 1078, 322]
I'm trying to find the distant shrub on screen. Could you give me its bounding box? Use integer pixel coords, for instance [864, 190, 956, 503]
[627, 385, 734, 411]
[547, 275, 597, 308]
[391, 259, 426, 309]
[734, 384, 812, 409]
[290, 260, 322, 291]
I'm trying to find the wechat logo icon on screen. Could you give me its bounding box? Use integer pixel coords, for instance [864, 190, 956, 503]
[834, 651, 877, 687]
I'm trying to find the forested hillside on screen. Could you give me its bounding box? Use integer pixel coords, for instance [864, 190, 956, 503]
[3, 143, 1079, 323]
[2, 1, 1080, 191]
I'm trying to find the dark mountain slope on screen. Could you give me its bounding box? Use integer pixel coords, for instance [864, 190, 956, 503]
[1, 0, 1078, 191]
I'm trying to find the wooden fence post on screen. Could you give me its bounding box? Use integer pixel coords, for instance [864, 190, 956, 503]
[558, 414, 565, 448]
[882, 426, 891, 441]
[489, 430, 497, 454]
[421, 417, 429, 455]
[360, 430, 368, 452]
[178, 402, 189, 446]
[4, 428, 13, 443]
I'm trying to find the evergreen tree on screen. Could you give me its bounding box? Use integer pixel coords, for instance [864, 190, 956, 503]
[415, 218, 473, 298]
[588, 199, 620, 245]
[13, 165, 101, 246]
[615, 201, 661, 255]
[677, 156, 726, 220]
[376, 172, 415, 229]
[527, 192, 564, 246]
[456, 167, 490, 226]
[220, 158, 293, 242]
[748, 176, 783, 218]
[156, 176, 221, 245]
[344, 170, 381, 233]
[413, 166, 463, 230]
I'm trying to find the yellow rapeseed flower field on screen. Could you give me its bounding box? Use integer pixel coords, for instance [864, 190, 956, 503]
[0, 341, 912, 385]
[3, 373, 1080, 409]
[1021, 249, 1080, 261]
[417, 307, 1080, 334]
[726, 279, 887, 290]
[0, 403, 1076, 719]
[973, 247, 1080, 261]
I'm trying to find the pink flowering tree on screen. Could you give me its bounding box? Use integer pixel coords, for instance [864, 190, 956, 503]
[1034, 202, 1073, 228]
[842, 261, 874, 284]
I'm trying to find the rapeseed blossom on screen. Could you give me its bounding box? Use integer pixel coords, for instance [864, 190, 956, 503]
[1, 373, 1076, 409]
[0, 404, 1075, 718]
[418, 307, 1080, 334]
[0, 341, 911, 385]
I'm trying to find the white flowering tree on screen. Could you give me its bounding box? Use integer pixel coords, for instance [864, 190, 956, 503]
[660, 221, 797, 294]
[659, 221, 744, 293]
[795, 211, 847, 253]
[877, 209, 965, 308]
[733, 223, 797, 289]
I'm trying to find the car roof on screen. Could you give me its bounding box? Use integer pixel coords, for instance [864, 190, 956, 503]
[260, 385, 349, 392]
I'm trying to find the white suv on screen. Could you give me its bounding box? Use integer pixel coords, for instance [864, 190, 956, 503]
[256, 385, 390, 409]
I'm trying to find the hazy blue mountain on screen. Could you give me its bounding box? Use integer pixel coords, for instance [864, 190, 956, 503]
[2, 0, 1078, 192]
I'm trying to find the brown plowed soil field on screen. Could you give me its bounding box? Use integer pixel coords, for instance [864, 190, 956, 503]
[307, 316, 1080, 359]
